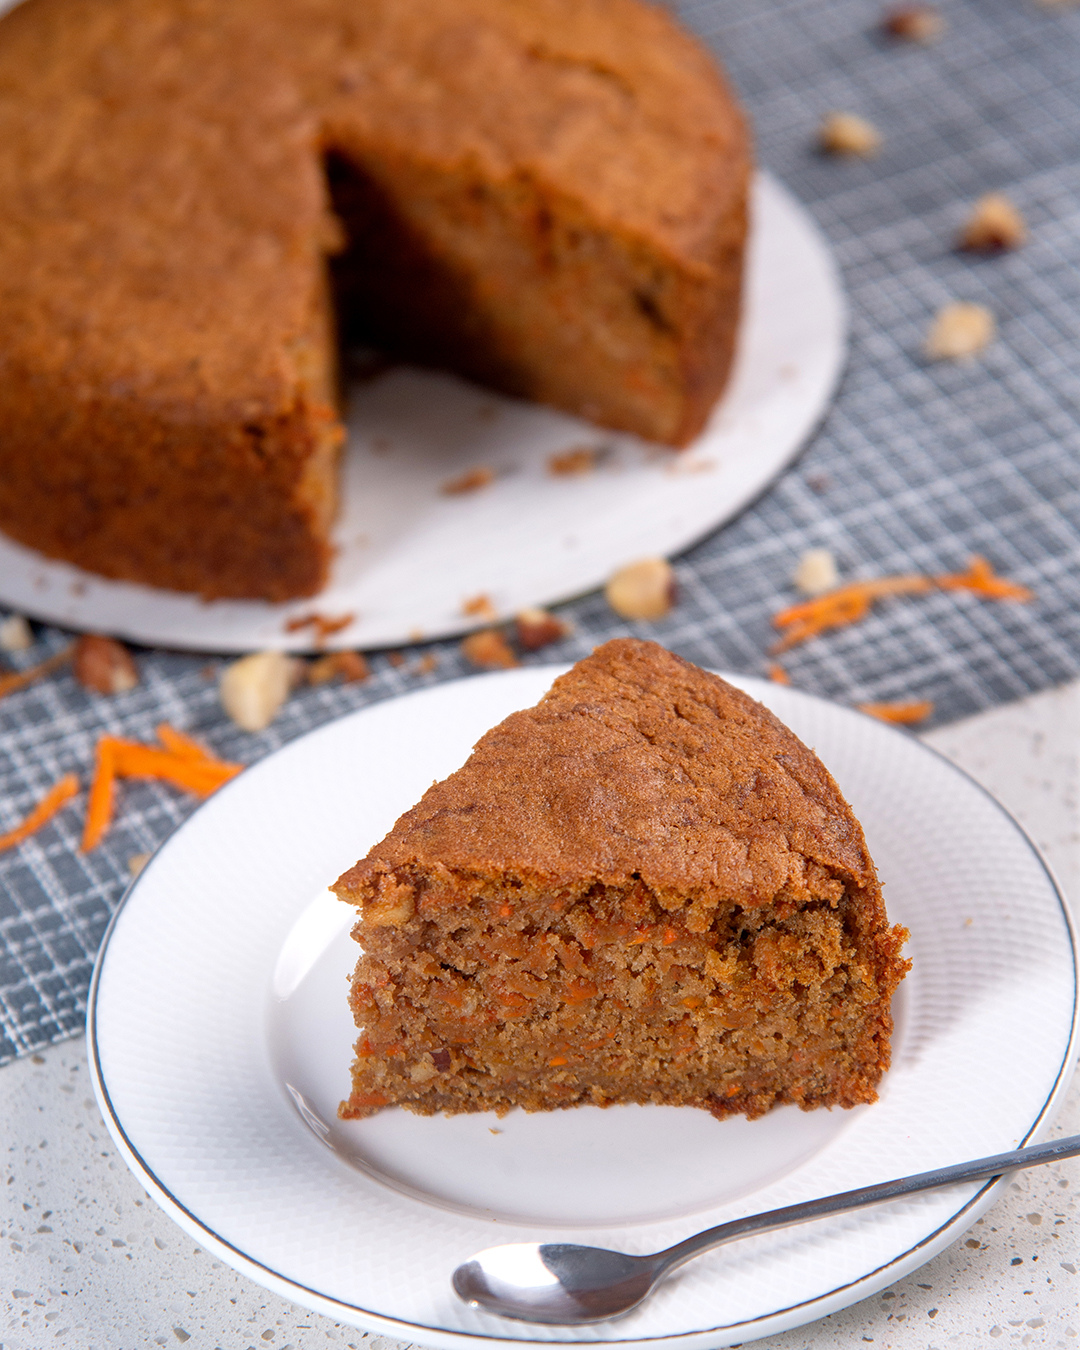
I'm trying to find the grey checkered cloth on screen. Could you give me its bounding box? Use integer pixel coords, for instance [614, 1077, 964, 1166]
[3, 0, 1079, 1063]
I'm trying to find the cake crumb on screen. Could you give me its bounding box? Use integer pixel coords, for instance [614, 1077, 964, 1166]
[767, 663, 791, 685]
[548, 446, 600, 477]
[441, 466, 496, 496]
[284, 611, 355, 646]
[605, 558, 676, 620]
[461, 630, 519, 669]
[819, 112, 881, 157]
[414, 652, 439, 675]
[665, 456, 716, 476]
[386, 651, 405, 667]
[308, 650, 370, 685]
[882, 5, 945, 42]
[794, 547, 839, 597]
[220, 651, 294, 731]
[73, 635, 139, 695]
[462, 593, 498, 621]
[959, 193, 1027, 252]
[515, 608, 570, 651]
[925, 302, 995, 360]
[128, 852, 151, 878]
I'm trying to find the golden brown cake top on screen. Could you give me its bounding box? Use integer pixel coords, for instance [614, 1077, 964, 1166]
[0, 0, 748, 423]
[337, 639, 879, 912]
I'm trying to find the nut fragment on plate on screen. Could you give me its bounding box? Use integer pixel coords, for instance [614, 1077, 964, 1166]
[461, 630, 519, 669]
[441, 466, 496, 496]
[307, 650, 370, 685]
[462, 593, 498, 621]
[794, 547, 839, 597]
[515, 608, 570, 651]
[819, 112, 881, 157]
[0, 614, 33, 652]
[958, 194, 1027, 252]
[73, 634, 139, 694]
[547, 446, 600, 477]
[605, 558, 676, 621]
[925, 302, 995, 360]
[882, 5, 945, 42]
[220, 650, 296, 732]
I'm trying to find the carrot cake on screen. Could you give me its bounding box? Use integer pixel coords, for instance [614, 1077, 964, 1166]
[333, 639, 909, 1122]
[0, 0, 750, 601]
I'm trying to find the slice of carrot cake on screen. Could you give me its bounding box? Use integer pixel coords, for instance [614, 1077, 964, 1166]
[332, 639, 909, 1121]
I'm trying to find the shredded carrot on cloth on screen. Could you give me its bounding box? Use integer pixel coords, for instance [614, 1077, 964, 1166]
[156, 723, 216, 761]
[936, 555, 1034, 601]
[771, 557, 1032, 652]
[81, 730, 242, 851]
[857, 700, 935, 725]
[0, 644, 75, 700]
[772, 576, 932, 652]
[0, 774, 80, 852]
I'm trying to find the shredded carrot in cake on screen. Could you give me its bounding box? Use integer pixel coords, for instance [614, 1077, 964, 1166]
[81, 729, 242, 851]
[771, 557, 1031, 651]
[0, 774, 79, 852]
[858, 700, 935, 725]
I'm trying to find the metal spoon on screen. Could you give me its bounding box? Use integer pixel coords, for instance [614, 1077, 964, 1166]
[452, 1132, 1080, 1324]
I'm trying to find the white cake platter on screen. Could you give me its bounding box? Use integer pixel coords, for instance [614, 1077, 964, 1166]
[0, 173, 845, 653]
[87, 669, 1079, 1350]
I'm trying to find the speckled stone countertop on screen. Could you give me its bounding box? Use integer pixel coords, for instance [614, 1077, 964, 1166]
[2, 681, 1077, 1350]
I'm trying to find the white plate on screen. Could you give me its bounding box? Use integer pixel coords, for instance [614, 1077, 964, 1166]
[87, 669, 1079, 1350]
[3, 173, 844, 652]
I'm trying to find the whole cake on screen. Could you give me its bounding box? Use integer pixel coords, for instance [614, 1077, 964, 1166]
[0, 0, 750, 601]
[333, 640, 910, 1122]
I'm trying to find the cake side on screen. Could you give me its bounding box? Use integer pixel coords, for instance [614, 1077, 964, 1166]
[0, 0, 346, 599]
[334, 640, 909, 1121]
[0, 0, 751, 604]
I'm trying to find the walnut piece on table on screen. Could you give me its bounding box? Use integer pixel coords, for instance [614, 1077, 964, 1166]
[0, 614, 33, 652]
[925, 302, 995, 360]
[793, 547, 839, 597]
[515, 608, 570, 651]
[882, 5, 945, 42]
[307, 650, 370, 685]
[819, 112, 881, 157]
[220, 651, 297, 732]
[605, 558, 676, 621]
[461, 630, 519, 669]
[73, 635, 139, 695]
[958, 193, 1027, 252]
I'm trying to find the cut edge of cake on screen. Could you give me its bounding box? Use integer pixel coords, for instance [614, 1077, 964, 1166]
[332, 639, 910, 1123]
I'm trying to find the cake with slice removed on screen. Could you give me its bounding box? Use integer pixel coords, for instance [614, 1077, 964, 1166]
[333, 639, 909, 1121]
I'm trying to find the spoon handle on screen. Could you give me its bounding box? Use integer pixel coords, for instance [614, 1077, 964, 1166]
[656, 1131, 1080, 1274]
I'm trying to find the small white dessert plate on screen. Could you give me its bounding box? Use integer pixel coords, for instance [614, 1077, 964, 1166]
[1, 173, 845, 652]
[87, 669, 1078, 1350]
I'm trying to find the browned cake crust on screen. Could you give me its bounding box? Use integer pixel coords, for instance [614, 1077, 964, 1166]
[333, 639, 909, 1122]
[0, 0, 749, 600]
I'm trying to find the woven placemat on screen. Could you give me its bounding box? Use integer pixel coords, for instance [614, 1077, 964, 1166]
[3, 0, 1080, 1063]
